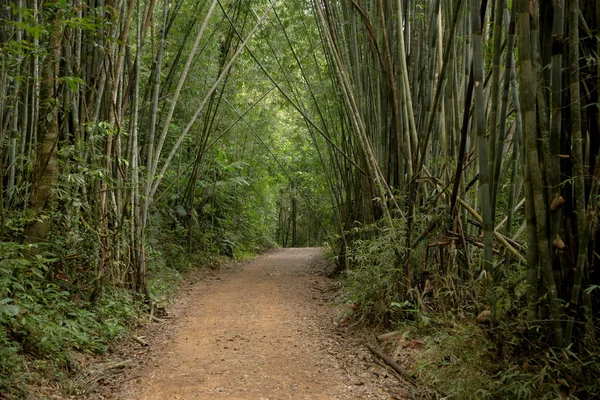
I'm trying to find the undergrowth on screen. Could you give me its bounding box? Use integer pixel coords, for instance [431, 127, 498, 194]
[0, 222, 207, 397]
[0, 242, 140, 397]
[334, 215, 600, 399]
[415, 321, 600, 399]
[0, 203, 271, 398]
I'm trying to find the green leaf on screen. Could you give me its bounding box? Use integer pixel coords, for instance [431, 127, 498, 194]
[584, 285, 600, 295]
[59, 76, 85, 92]
[2, 304, 20, 316]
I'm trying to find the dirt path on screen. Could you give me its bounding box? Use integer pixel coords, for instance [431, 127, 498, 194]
[112, 248, 408, 399]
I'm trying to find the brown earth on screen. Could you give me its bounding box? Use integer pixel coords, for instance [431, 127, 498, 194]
[81, 248, 415, 399]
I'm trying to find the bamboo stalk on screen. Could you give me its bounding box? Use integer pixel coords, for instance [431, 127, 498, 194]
[564, 0, 589, 347]
[149, 2, 277, 200]
[471, 0, 494, 284]
[144, 0, 219, 211]
[565, 159, 600, 344]
[490, 0, 515, 220]
[516, 0, 563, 346]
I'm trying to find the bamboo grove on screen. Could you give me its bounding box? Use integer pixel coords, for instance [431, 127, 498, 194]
[312, 0, 600, 356]
[0, 0, 300, 298]
[1, 0, 600, 394]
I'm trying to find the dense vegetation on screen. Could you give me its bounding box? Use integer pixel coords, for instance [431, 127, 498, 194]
[1, 0, 599, 398]
[0, 0, 334, 395]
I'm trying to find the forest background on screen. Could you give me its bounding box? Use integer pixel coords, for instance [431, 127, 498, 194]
[1, 0, 600, 398]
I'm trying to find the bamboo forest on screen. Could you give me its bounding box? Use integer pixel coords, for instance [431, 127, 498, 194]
[1, 0, 600, 398]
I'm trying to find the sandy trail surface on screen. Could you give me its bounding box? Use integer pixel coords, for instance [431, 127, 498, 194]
[111, 248, 407, 399]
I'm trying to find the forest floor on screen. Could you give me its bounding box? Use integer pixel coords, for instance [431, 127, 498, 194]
[75, 248, 418, 400]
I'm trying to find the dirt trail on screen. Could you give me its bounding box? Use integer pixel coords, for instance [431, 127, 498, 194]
[116, 248, 406, 399]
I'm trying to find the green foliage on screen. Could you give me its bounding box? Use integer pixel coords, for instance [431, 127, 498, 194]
[145, 239, 185, 306]
[0, 313, 24, 397]
[338, 211, 600, 398]
[416, 323, 498, 399]
[415, 321, 600, 399]
[337, 218, 424, 326]
[0, 242, 139, 396]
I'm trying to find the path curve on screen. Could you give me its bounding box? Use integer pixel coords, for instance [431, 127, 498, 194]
[118, 248, 402, 399]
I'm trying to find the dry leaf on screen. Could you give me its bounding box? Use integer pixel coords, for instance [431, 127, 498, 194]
[553, 235, 566, 250]
[529, 0, 535, 17]
[377, 331, 400, 341]
[477, 310, 492, 323]
[550, 194, 565, 212]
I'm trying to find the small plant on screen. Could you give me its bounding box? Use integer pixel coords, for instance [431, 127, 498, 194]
[0, 242, 141, 396]
[337, 218, 426, 327]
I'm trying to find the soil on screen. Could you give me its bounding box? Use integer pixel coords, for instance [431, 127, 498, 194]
[79, 248, 417, 399]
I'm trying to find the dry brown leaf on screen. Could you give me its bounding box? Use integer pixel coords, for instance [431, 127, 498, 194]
[550, 194, 566, 212]
[477, 310, 492, 323]
[553, 235, 566, 250]
[529, 0, 535, 17]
